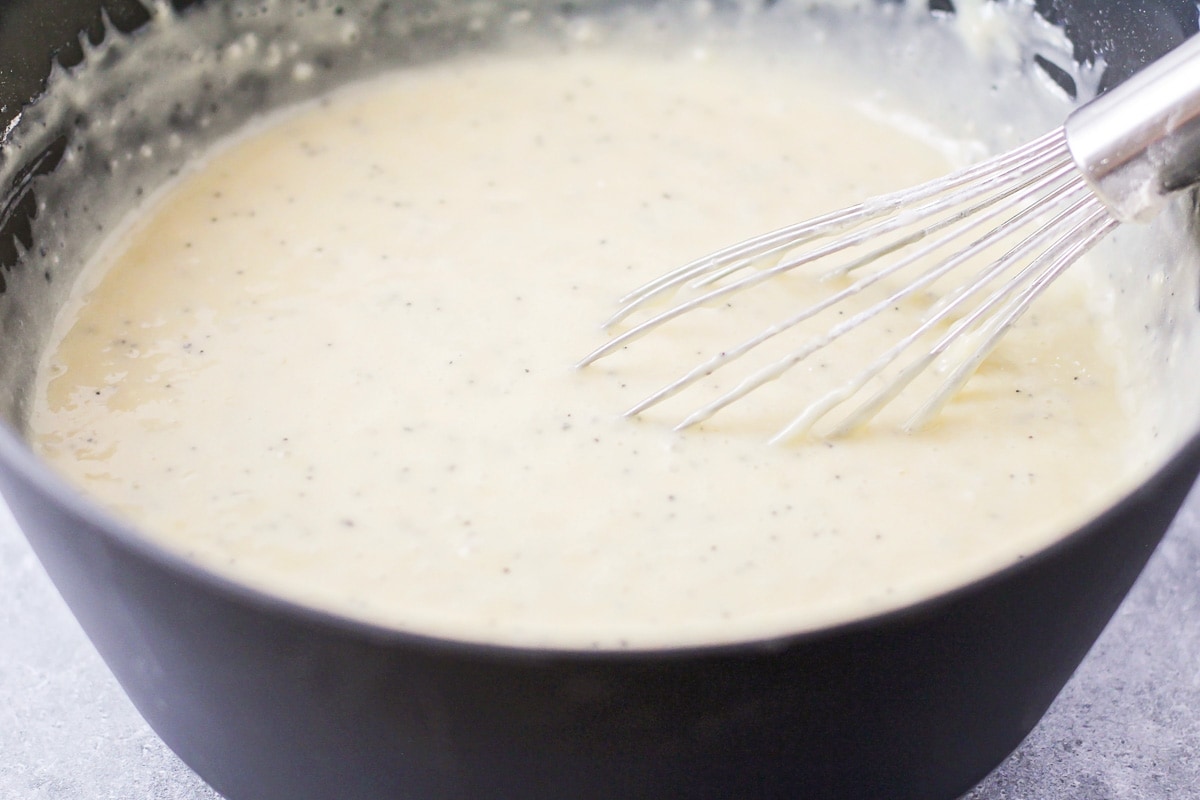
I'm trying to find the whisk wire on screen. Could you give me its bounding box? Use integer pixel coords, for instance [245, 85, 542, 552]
[903, 203, 1118, 432]
[583, 129, 1122, 437]
[626, 148, 1085, 425]
[772, 187, 1104, 441]
[825, 196, 1110, 437]
[604, 129, 1069, 327]
[581, 139, 1078, 371]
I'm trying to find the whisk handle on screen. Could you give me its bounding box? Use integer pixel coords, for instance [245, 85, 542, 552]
[1066, 32, 1200, 223]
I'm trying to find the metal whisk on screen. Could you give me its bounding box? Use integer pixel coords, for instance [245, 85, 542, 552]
[579, 34, 1200, 442]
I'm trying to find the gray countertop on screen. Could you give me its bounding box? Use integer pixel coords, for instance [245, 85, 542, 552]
[2, 489, 1198, 800]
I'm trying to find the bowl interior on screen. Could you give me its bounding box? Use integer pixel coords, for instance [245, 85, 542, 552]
[1, 0, 1199, 648]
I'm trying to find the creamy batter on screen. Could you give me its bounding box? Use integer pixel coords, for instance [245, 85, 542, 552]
[28, 43, 1147, 648]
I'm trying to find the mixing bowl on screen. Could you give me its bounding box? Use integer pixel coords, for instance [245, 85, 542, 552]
[1, 1, 1199, 798]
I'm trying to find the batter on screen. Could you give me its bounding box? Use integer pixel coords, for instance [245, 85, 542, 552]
[28, 44, 1146, 648]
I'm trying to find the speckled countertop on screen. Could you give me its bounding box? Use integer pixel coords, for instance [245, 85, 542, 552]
[2, 488, 1198, 799]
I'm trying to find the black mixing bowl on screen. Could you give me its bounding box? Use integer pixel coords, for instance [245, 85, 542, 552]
[1, 1, 1198, 799]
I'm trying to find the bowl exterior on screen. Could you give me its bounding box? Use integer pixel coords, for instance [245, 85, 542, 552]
[3, 437, 1199, 800]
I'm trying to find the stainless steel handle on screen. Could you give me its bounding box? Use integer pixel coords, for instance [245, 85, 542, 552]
[1065, 32, 1200, 223]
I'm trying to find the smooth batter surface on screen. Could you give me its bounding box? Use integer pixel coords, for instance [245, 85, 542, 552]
[29, 45, 1144, 648]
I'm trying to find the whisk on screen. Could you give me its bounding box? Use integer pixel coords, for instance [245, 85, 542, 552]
[579, 34, 1200, 442]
